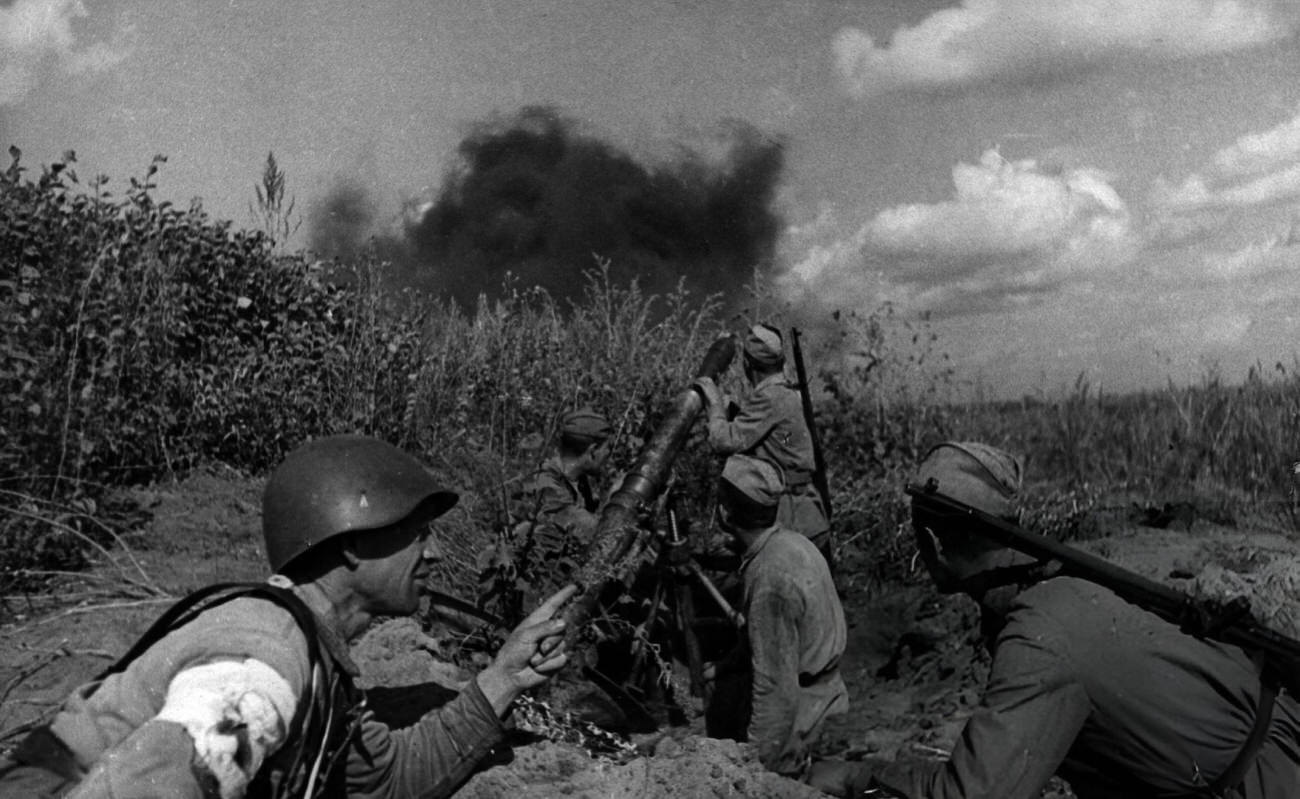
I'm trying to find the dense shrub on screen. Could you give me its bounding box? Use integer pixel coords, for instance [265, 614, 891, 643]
[1, 149, 431, 587]
[1, 149, 730, 594]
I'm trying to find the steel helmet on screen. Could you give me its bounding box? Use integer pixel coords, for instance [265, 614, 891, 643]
[262, 435, 459, 572]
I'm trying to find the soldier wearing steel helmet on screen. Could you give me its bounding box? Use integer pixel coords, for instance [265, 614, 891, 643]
[0, 435, 576, 799]
[693, 324, 832, 562]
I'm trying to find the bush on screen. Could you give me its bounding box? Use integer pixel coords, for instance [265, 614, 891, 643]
[1, 149, 732, 594]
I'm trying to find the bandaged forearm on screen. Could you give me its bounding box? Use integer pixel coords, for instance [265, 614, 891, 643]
[154, 659, 298, 799]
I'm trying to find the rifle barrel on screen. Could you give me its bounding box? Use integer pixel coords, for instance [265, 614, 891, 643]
[905, 482, 1300, 669]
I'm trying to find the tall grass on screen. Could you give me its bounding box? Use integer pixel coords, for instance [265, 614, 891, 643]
[5, 149, 1299, 600]
[970, 366, 1300, 500]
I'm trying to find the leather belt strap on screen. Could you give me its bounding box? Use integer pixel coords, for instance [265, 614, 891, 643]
[784, 471, 814, 489]
[798, 657, 841, 688]
[10, 726, 83, 783]
[1207, 677, 1277, 796]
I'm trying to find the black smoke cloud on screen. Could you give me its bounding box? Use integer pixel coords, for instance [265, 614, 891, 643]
[309, 106, 786, 309]
[307, 177, 375, 262]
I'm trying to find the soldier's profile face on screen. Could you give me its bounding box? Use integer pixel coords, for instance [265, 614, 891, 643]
[716, 502, 739, 536]
[352, 516, 441, 615]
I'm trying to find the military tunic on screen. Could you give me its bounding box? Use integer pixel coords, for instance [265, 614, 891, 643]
[738, 526, 848, 776]
[11, 593, 505, 798]
[705, 373, 829, 544]
[520, 455, 600, 550]
[869, 577, 1300, 798]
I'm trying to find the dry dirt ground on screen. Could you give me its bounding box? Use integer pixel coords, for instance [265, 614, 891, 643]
[4, 469, 1300, 798]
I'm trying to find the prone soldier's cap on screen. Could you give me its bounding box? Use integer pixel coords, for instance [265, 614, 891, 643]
[742, 324, 785, 368]
[560, 407, 612, 445]
[914, 441, 1022, 523]
[721, 454, 784, 509]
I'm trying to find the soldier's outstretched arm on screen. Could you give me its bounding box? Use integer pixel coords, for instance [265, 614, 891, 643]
[870, 627, 1090, 799]
[477, 583, 577, 712]
[348, 585, 578, 799]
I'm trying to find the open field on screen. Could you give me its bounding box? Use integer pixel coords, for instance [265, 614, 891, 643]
[5, 154, 1300, 796]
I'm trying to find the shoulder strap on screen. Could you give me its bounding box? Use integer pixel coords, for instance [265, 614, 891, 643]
[94, 582, 324, 682]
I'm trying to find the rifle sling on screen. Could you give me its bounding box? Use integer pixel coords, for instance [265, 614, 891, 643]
[1207, 674, 1277, 796]
[955, 560, 1062, 596]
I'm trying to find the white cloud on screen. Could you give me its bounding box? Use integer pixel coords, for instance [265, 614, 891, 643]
[869, 150, 1128, 261]
[834, 0, 1291, 98]
[781, 149, 1137, 316]
[0, 0, 132, 105]
[1213, 104, 1300, 178]
[1154, 105, 1300, 217]
[1154, 161, 1300, 213]
[1197, 234, 1300, 281]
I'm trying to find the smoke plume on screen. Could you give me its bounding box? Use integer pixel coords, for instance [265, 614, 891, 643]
[308, 106, 786, 308]
[307, 177, 376, 262]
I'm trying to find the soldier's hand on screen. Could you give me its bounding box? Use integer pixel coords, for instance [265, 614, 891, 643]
[693, 376, 722, 407]
[476, 584, 578, 715]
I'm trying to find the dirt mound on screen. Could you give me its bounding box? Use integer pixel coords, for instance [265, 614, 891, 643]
[1190, 554, 1300, 640]
[7, 472, 1300, 799]
[457, 734, 823, 799]
[349, 617, 827, 797]
[116, 466, 268, 591]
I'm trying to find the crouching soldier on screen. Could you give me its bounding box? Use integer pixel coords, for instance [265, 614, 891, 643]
[520, 407, 613, 552]
[706, 454, 848, 781]
[0, 435, 576, 799]
[811, 441, 1300, 798]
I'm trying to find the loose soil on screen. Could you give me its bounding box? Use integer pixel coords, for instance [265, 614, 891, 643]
[4, 469, 1300, 797]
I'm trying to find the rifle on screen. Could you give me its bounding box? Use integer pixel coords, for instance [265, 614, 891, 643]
[906, 479, 1300, 693]
[790, 327, 832, 520]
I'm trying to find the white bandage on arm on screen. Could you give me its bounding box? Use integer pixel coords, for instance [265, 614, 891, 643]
[155, 659, 299, 799]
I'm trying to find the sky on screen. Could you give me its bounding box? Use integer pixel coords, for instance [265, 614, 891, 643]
[4, 0, 1300, 399]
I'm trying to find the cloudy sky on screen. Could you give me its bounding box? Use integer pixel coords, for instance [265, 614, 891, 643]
[4, 0, 1300, 398]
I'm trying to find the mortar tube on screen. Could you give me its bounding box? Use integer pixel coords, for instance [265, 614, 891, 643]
[561, 335, 737, 639]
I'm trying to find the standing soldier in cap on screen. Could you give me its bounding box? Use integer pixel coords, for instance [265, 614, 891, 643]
[0, 435, 576, 799]
[693, 324, 832, 563]
[519, 407, 613, 552]
[811, 441, 1300, 798]
[705, 454, 848, 781]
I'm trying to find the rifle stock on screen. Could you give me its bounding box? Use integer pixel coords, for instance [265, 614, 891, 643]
[561, 335, 738, 639]
[906, 480, 1300, 691]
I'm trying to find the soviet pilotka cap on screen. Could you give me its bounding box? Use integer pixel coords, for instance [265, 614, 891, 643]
[742, 324, 785, 368]
[914, 441, 1023, 522]
[719, 454, 784, 529]
[559, 407, 612, 445]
